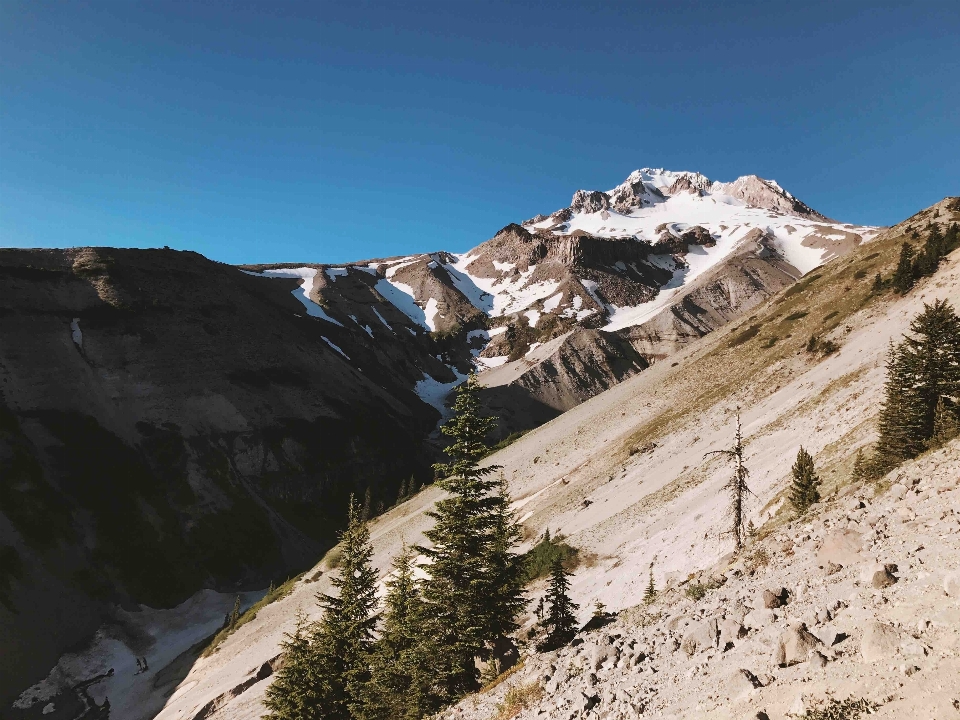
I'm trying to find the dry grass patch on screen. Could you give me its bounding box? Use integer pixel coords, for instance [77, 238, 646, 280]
[492, 681, 544, 720]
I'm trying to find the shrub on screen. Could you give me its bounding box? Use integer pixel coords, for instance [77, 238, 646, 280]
[729, 324, 761, 347]
[522, 533, 579, 583]
[494, 681, 544, 720]
[795, 696, 880, 720]
[684, 577, 722, 601]
[785, 311, 808, 321]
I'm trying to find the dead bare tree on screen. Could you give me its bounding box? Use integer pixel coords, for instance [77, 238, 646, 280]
[704, 408, 754, 550]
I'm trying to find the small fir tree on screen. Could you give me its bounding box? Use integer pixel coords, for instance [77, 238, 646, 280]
[872, 273, 884, 293]
[643, 561, 657, 605]
[705, 409, 753, 550]
[229, 595, 241, 628]
[263, 612, 317, 720]
[359, 545, 430, 720]
[310, 496, 379, 720]
[892, 242, 916, 293]
[361, 486, 372, 522]
[788, 446, 821, 515]
[539, 556, 579, 650]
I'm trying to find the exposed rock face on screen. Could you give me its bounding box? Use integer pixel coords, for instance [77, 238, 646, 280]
[719, 175, 828, 220]
[0, 247, 440, 701]
[570, 189, 611, 214]
[477, 329, 649, 437]
[617, 229, 801, 359]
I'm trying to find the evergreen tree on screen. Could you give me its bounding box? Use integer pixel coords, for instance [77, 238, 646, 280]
[876, 300, 960, 467]
[872, 272, 883, 293]
[310, 497, 379, 720]
[479, 475, 527, 643]
[892, 242, 916, 293]
[359, 545, 431, 720]
[229, 595, 241, 628]
[788, 446, 821, 515]
[361, 486, 372, 522]
[418, 375, 521, 705]
[396, 477, 408, 504]
[704, 409, 753, 550]
[643, 561, 657, 605]
[538, 556, 579, 650]
[927, 396, 960, 450]
[263, 612, 318, 720]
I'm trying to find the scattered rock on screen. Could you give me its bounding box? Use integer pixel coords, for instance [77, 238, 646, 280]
[860, 620, 902, 662]
[861, 563, 899, 588]
[944, 571, 960, 597]
[774, 623, 822, 667]
[762, 588, 788, 609]
[817, 529, 863, 567]
[743, 608, 775, 630]
[681, 619, 719, 656]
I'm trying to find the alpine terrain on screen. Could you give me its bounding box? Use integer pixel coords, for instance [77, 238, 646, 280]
[4, 172, 958, 720]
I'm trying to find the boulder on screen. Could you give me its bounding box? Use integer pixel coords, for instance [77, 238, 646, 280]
[860, 620, 902, 662]
[860, 563, 898, 588]
[762, 588, 788, 608]
[743, 608, 775, 630]
[888, 483, 908, 501]
[726, 668, 763, 697]
[774, 623, 822, 667]
[681, 619, 719, 656]
[817, 529, 863, 567]
[588, 640, 619, 670]
[944, 571, 960, 598]
[719, 618, 747, 650]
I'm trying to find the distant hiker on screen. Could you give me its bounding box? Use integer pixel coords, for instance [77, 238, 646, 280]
[135, 657, 142, 672]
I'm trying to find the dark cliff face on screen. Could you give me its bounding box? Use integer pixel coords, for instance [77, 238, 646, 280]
[0, 247, 440, 701]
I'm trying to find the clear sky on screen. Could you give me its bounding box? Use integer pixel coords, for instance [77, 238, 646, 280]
[1, 1, 957, 265]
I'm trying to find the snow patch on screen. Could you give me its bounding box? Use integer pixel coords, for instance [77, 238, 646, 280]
[321, 337, 350, 360]
[70, 318, 82, 349]
[247, 268, 345, 327]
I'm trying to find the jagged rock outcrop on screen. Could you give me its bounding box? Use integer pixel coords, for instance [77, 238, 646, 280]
[570, 189, 611, 214]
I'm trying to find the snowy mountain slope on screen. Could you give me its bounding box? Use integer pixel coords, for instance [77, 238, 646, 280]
[237, 170, 878, 436]
[136, 199, 958, 720]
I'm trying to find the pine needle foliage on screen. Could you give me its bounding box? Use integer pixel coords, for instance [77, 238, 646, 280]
[705, 409, 754, 550]
[789, 446, 821, 516]
[538, 557, 579, 651]
[876, 299, 960, 469]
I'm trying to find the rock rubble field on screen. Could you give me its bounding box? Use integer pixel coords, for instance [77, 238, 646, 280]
[440, 440, 960, 720]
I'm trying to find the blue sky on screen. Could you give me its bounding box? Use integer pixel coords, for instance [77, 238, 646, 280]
[1, 1, 957, 265]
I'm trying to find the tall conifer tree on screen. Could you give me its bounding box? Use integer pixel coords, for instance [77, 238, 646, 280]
[876, 300, 960, 466]
[892, 242, 916, 293]
[418, 375, 523, 705]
